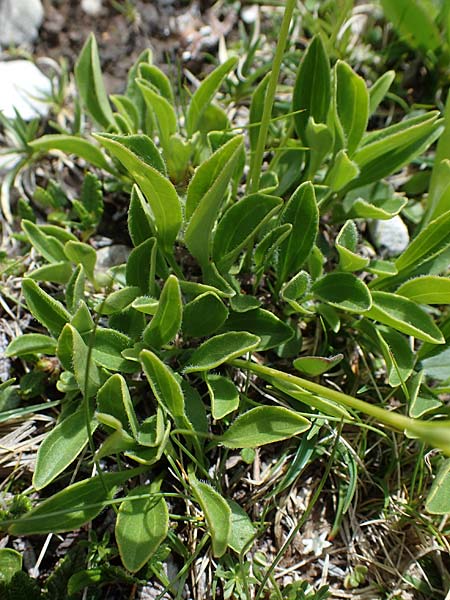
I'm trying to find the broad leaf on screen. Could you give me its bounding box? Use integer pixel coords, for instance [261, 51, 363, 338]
[116, 486, 169, 572]
[425, 459, 450, 514]
[94, 133, 181, 253]
[186, 57, 238, 136]
[75, 33, 114, 128]
[220, 406, 310, 448]
[182, 292, 228, 338]
[5, 334, 57, 357]
[396, 276, 450, 304]
[29, 135, 111, 171]
[126, 237, 157, 296]
[277, 182, 318, 284]
[33, 407, 97, 490]
[294, 354, 343, 376]
[221, 309, 294, 351]
[183, 332, 260, 373]
[22, 279, 70, 337]
[312, 273, 372, 313]
[293, 35, 331, 141]
[335, 60, 369, 156]
[184, 136, 244, 266]
[190, 471, 231, 558]
[206, 374, 239, 420]
[143, 275, 182, 348]
[367, 291, 445, 344]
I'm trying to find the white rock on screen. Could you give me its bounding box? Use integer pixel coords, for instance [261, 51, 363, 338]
[81, 0, 103, 16]
[0, 60, 51, 120]
[370, 215, 410, 256]
[0, 0, 43, 46]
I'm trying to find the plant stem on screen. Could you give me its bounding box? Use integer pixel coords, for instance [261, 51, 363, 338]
[247, 0, 296, 194]
[229, 359, 450, 455]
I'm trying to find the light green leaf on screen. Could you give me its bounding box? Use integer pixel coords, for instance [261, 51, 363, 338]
[128, 185, 154, 247]
[62, 324, 101, 397]
[33, 408, 97, 490]
[94, 133, 181, 253]
[206, 374, 239, 420]
[227, 500, 256, 554]
[336, 220, 369, 271]
[312, 272, 372, 313]
[29, 135, 111, 171]
[116, 486, 169, 572]
[369, 71, 395, 116]
[396, 276, 450, 304]
[367, 291, 444, 344]
[8, 469, 142, 535]
[137, 79, 177, 150]
[96, 286, 141, 315]
[190, 471, 231, 558]
[22, 279, 70, 337]
[294, 354, 343, 376]
[249, 73, 270, 158]
[182, 292, 228, 338]
[324, 150, 359, 191]
[28, 261, 73, 284]
[183, 332, 260, 373]
[186, 57, 238, 136]
[380, 0, 441, 51]
[97, 373, 138, 436]
[140, 349, 185, 422]
[66, 264, 86, 313]
[220, 406, 310, 448]
[351, 112, 442, 188]
[65, 241, 96, 282]
[425, 459, 450, 514]
[184, 136, 244, 266]
[75, 33, 114, 128]
[335, 61, 369, 156]
[5, 334, 57, 357]
[22, 220, 67, 263]
[0, 549, 22, 583]
[143, 275, 182, 348]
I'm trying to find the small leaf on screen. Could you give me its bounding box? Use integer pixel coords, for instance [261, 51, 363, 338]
[294, 354, 344, 376]
[213, 193, 282, 268]
[324, 150, 359, 191]
[335, 60, 369, 156]
[336, 220, 369, 271]
[22, 279, 70, 337]
[97, 373, 138, 436]
[28, 261, 73, 284]
[61, 324, 101, 397]
[277, 182, 318, 283]
[183, 332, 260, 373]
[92, 328, 136, 373]
[140, 349, 185, 422]
[96, 286, 141, 315]
[425, 459, 450, 514]
[8, 469, 142, 535]
[206, 374, 239, 420]
[5, 334, 57, 357]
[22, 220, 67, 263]
[95, 133, 181, 253]
[182, 292, 228, 338]
[220, 406, 310, 448]
[65, 241, 97, 282]
[184, 136, 244, 266]
[249, 73, 270, 158]
[29, 135, 111, 171]
[128, 185, 155, 247]
[0, 549, 22, 583]
[33, 408, 97, 490]
[126, 238, 157, 296]
[380, 0, 441, 52]
[66, 264, 86, 313]
[227, 500, 256, 554]
[186, 57, 238, 136]
[221, 309, 294, 351]
[312, 273, 372, 313]
[369, 71, 395, 116]
[293, 35, 331, 141]
[137, 79, 177, 151]
[367, 291, 444, 344]
[143, 275, 182, 348]
[75, 33, 114, 128]
[116, 486, 169, 572]
[396, 276, 450, 305]
[190, 471, 231, 558]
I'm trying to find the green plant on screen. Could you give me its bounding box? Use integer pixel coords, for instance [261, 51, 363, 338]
[2, 5, 450, 595]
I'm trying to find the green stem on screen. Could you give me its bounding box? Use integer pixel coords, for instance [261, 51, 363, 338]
[229, 359, 450, 455]
[247, 0, 296, 194]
